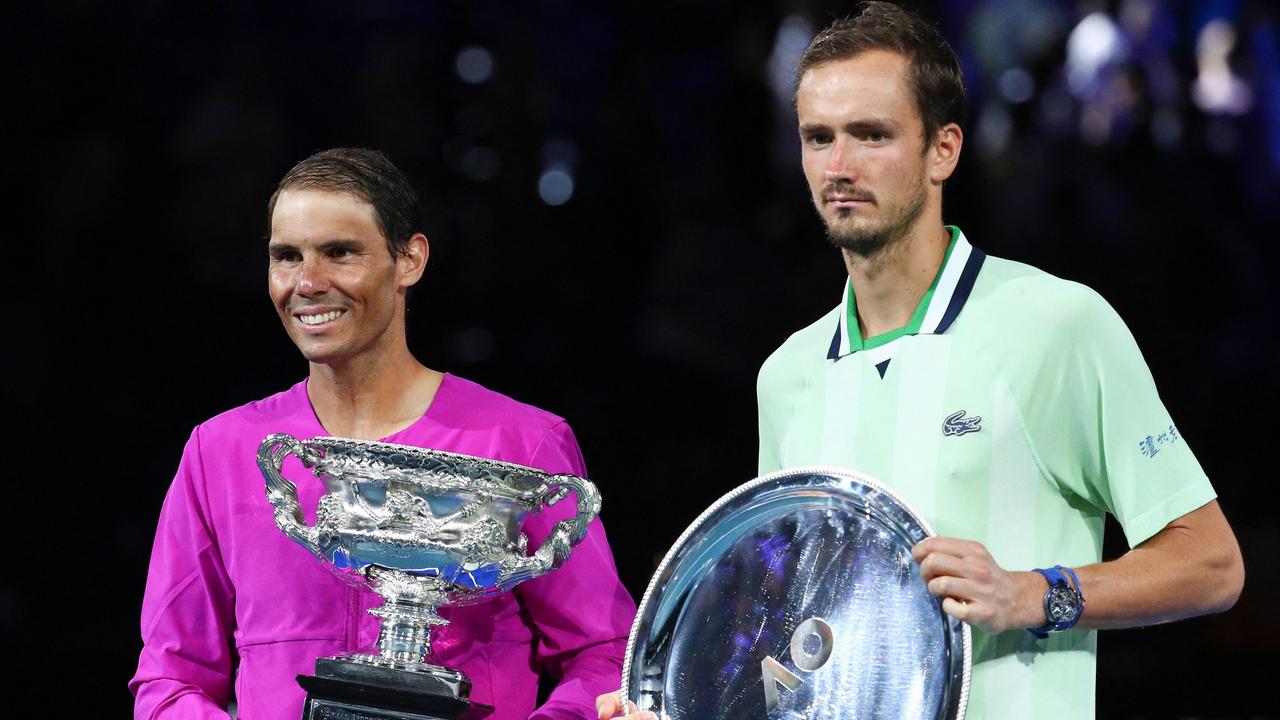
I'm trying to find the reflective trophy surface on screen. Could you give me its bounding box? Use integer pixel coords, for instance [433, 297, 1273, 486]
[622, 466, 970, 720]
[258, 433, 601, 720]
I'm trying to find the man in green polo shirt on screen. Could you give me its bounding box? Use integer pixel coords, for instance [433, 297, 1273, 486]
[594, 3, 1244, 719]
[753, 2, 1244, 717]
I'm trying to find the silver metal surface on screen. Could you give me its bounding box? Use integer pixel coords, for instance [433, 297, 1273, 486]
[623, 466, 970, 720]
[259, 433, 600, 680]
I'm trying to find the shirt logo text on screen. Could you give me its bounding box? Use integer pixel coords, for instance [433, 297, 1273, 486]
[1139, 425, 1181, 458]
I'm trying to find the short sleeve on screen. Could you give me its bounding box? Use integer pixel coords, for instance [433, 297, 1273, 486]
[1017, 285, 1216, 547]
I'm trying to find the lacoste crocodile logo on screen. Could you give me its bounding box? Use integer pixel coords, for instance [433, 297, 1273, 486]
[943, 410, 982, 436]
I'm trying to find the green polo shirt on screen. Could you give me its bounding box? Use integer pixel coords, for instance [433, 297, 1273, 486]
[756, 228, 1216, 719]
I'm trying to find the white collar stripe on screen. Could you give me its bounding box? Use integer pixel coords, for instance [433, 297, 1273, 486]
[919, 231, 973, 334]
[827, 229, 983, 365]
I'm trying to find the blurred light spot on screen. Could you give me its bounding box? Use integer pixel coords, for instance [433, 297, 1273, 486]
[451, 327, 495, 363]
[1192, 20, 1253, 116]
[460, 146, 500, 183]
[976, 105, 1012, 158]
[1066, 12, 1127, 98]
[998, 67, 1036, 104]
[767, 15, 815, 104]
[538, 166, 574, 205]
[455, 46, 494, 84]
[1150, 107, 1182, 150]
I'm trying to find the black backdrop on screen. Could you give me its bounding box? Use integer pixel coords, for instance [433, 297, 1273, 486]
[9, 1, 1278, 716]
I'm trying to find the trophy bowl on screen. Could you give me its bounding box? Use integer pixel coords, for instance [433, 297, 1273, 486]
[258, 433, 601, 719]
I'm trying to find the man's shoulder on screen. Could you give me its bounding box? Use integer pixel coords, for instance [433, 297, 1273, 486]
[965, 254, 1123, 342]
[425, 374, 582, 473]
[436, 374, 569, 434]
[758, 303, 842, 389]
[193, 380, 311, 441]
[960, 253, 1145, 397]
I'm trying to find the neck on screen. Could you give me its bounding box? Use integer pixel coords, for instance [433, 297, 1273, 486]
[843, 220, 950, 340]
[306, 338, 443, 440]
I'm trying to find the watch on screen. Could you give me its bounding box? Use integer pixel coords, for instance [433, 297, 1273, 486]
[1030, 565, 1084, 637]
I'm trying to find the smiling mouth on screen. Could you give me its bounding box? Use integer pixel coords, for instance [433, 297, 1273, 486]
[297, 310, 347, 325]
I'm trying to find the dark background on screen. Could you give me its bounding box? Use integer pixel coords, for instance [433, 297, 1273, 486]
[8, 0, 1278, 716]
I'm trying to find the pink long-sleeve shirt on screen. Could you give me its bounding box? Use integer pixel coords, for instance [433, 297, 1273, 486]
[131, 374, 636, 720]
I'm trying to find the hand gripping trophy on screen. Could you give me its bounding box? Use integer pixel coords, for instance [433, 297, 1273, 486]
[258, 433, 602, 720]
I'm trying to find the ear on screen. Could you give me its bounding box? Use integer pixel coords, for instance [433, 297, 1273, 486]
[397, 233, 429, 289]
[928, 123, 963, 185]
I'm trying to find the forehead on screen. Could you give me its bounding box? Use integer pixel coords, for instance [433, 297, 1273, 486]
[269, 189, 382, 243]
[796, 50, 919, 127]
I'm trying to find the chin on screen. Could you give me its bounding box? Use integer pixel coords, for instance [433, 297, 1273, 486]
[296, 343, 347, 365]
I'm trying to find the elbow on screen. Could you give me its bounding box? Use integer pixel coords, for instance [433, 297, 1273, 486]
[1206, 536, 1245, 615]
[1220, 548, 1245, 612]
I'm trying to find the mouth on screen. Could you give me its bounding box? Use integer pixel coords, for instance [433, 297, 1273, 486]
[824, 195, 875, 209]
[821, 184, 875, 209]
[294, 309, 348, 327]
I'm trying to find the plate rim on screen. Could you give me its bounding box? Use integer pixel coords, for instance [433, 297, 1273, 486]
[621, 464, 971, 719]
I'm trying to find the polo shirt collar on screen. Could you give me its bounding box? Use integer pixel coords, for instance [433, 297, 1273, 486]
[827, 226, 986, 363]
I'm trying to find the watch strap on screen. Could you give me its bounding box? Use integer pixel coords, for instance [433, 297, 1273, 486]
[1030, 565, 1084, 637]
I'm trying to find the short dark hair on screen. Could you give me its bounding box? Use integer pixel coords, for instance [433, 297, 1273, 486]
[795, 1, 966, 150]
[267, 148, 420, 256]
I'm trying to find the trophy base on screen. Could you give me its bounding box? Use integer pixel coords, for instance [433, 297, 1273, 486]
[298, 657, 493, 720]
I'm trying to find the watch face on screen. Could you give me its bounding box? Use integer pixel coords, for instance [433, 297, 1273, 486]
[1046, 585, 1080, 624]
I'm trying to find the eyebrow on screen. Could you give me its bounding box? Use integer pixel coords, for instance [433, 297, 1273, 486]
[268, 238, 364, 255]
[799, 118, 902, 135]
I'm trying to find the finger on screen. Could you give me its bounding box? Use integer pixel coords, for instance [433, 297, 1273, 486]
[914, 536, 988, 561]
[910, 539, 930, 562]
[614, 704, 655, 720]
[912, 537, 967, 563]
[595, 691, 623, 719]
[917, 550, 971, 582]
[940, 596, 970, 622]
[927, 575, 981, 602]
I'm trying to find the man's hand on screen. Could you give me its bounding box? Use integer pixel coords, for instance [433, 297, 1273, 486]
[596, 691, 656, 720]
[911, 537, 1045, 633]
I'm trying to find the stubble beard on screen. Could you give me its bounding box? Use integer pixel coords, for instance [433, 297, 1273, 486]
[822, 173, 928, 262]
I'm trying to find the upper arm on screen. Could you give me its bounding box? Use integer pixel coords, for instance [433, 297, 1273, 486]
[131, 427, 236, 718]
[1015, 284, 1217, 547]
[517, 421, 636, 715]
[1142, 500, 1242, 579]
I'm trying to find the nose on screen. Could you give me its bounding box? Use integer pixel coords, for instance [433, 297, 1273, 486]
[823, 137, 857, 184]
[296, 256, 331, 296]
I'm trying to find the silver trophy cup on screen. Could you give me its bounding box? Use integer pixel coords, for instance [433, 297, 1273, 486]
[258, 433, 601, 720]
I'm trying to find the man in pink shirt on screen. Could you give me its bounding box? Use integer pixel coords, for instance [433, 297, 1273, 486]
[130, 148, 636, 720]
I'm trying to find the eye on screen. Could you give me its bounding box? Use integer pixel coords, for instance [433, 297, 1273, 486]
[804, 132, 833, 148]
[271, 249, 301, 263]
[328, 246, 356, 259]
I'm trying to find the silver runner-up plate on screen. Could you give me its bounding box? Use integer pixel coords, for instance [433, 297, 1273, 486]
[622, 466, 970, 720]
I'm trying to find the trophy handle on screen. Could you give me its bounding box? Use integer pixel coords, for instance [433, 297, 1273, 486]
[528, 473, 602, 575]
[257, 433, 325, 560]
